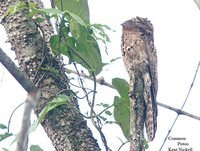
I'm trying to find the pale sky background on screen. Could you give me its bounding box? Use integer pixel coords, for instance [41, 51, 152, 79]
[0, 0, 200, 151]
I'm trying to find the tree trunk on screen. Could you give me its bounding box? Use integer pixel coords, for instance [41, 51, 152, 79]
[0, 0, 100, 150]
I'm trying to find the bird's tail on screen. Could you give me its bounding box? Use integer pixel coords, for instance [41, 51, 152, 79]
[143, 72, 157, 141]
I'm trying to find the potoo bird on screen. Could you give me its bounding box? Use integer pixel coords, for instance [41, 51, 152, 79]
[121, 17, 158, 150]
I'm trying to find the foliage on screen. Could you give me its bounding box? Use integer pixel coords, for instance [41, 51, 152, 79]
[0, 132, 12, 142]
[0, 123, 44, 150]
[0, 123, 13, 142]
[30, 3, 110, 75]
[112, 78, 130, 140]
[30, 145, 44, 151]
[90, 24, 115, 54]
[96, 103, 114, 124]
[54, 0, 90, 24]
[4, 1, 113, 76]
[29, 94, 72, 132]
[0, 123, 7, 129]
[2, 148, 10, 151]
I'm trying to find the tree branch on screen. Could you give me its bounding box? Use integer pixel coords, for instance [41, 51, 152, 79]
[157, 102, 200, 120]
[65, 68, 113, 88]
[65, 67, 200, 122]
[0, 47, 36, 93]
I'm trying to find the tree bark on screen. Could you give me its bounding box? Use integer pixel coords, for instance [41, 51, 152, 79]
[0, 0, 100, 150]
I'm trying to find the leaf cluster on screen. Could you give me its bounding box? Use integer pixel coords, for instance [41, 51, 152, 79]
[31, 2, 111, 75]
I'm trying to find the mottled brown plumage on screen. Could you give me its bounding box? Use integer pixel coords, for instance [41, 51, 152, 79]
[121, 17, 158, 150]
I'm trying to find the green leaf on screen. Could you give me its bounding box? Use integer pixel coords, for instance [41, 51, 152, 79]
[96, 103, 109, 108]
[0, 124, 7, 129]
[50, 33, 103, 75]
[99, 116, 107, 121]
[73, 34, 103, 75]
[34, 17, 46, 24]
[50, 35, 69, 56]
[54, 0, 90, 24]
[2, 148, 10, 151]
[90, 24, 115, 54]
[33, 8, 86, 27]
[30, 145, 44, 151]
[105, 121, 115, 124]
[112, 78, 130, 98]
[68, 19, 81, 38]
[28, 6, 62, 17]
[113, 96, 130, 140]
[0, 132, 13, 142]
[144, 139, 149, 149]
[47, 5, 103, 75]
[29, 94, 71, 132]
[105, 110, 112, 116]
[110, 57, 121, 63]
[59, 18, 71, 37]
[112, 78, 130, 140]
[38, 8, 62, 15]
[66, 12, 86, 27]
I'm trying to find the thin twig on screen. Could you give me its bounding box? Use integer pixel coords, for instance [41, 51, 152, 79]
[159, 60, 200, 151]
[68, 79, 94, 91]
[65, 68, 113, 88]
[32, 20, 46, 84]
[157, 102, 200, 120]
[118, 140, 129, 151]
[0, 68, 5, 86]
[8, 102, 25, 133]
[61, 33, 110, 151]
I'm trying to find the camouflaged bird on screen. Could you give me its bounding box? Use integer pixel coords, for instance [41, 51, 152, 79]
[121, 17, 158, 150]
